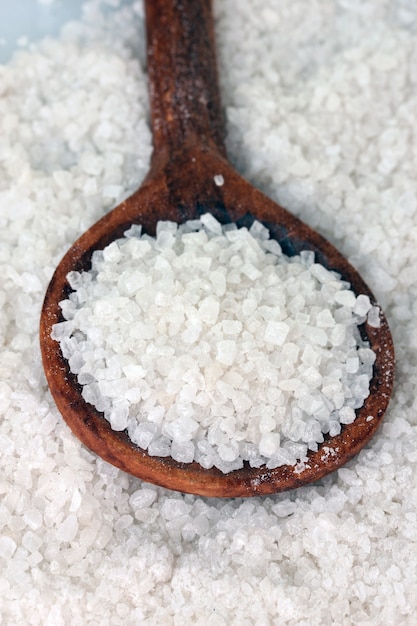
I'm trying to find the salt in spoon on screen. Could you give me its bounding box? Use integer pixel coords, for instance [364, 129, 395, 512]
[40, 0, 394, 497]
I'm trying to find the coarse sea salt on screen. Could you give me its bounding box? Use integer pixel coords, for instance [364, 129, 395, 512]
[0, 0, 416, 623]
[53, 214, 376, 473]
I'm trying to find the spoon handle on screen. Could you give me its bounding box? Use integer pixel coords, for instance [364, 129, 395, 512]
[145, 0, 226, 163]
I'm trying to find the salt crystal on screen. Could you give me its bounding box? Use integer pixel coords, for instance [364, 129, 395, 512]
[122, 364, 147, 381]
[331, 324, 346, 346]
[264, 321, 290, 346]
[23, 509, 43, 531]
[259, 432, 280, 456]
[95, 525, 112, 551]
[346, 356, 359, 374]
[241, 262, 262, 281]
[181, 322, 202, 344]
[329, 420, 342, 437]
[148, 436, 171, 457]
[108, 402, 129, 430]
[0, 536, 17, 559]
[118, 269, 147, 295]
[199, 297, 220, 325]
[221, 320, 242, 335]
[302, 326, 328, 347]
[218, 442, 239, 462]
[358, 348, 376, 366]
[155, 230, 176, 250]
[0, 434, 14, 455]
[272, 500, 297, 518]
[241, 296, 258, 317]
[129, 488, 157, 510]
[301, 344, 321, 366]
[309, 263, 334, 284]
[209, 270, 227, 296]
[249, 220, 269, 240]
[156, 220, 178, 236]
[316, 309, 336, 328]
[351, 374, 371, 403]
[123, 223, 142, 239]
[133, 423, 158, 449]
[22, 530, 42, 553]
[301, 367, 322, 389]
[162, 415, 199, 442]
[51, 321, 75, 341]
[299, 250, 315, 266]
[170, 440, 195, 463]
[303, 419, 324, 443]
[263, 239, 282, 256]
[102, 241, 122, 263]
[81, 382, 101, 407]
[353, 294, 372, 316]
[280, 342, 300, 364]
[216, 340, 237, 366]
[334, 290, 357, 308]
[367, 305, 381, 328]
[339, 406, 356, 424]
[56, 514, 79, 542]
[200, 213, 223, 235]
[147, 406, 166, 425]
[231, 391, 252, 413]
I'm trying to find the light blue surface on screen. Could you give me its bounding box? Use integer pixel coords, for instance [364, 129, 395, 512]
[0, 0, 84, 62]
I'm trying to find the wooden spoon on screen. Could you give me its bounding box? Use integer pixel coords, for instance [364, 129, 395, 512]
[40, 0, 394, 497]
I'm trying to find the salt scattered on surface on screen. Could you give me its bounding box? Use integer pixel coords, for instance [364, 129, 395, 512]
[0, 0, 416, 624]
[54, 216, 376, 472]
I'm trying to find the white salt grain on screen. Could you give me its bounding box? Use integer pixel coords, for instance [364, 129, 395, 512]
[129, 488, 157, 510]
[346, 356, 360, 374]
[22, 510, 43, 531]
[56, 515, 79, 543]
[367, 305, 381, 328]
[353, 294, 372, 317]
[339, 406, 356, 424]
[170, 440, 195, 463]
[0, 536, 17, 559]
[264, 320, 290, 346]
[147, 439, 170, 457]
[216, 339, 237, 366]
[22, 531, 42, 553]
[259, 432, 281, 456]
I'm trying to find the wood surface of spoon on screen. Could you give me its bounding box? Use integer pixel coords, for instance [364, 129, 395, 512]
[40, 0, 395, 497]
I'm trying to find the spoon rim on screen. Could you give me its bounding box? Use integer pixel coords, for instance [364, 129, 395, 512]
[40, 158, 395, 498]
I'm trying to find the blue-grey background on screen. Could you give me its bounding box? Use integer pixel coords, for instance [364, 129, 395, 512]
[0, 0, 85, 62]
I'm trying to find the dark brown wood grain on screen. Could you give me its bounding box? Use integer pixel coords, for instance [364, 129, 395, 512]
[39, 0, 395, 497]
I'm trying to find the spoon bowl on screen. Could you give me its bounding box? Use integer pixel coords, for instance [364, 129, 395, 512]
[40, 0, 394, 497]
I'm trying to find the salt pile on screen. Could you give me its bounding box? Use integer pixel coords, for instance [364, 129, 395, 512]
[53, 216, 377, 472]
[0, 0, 416, 623]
